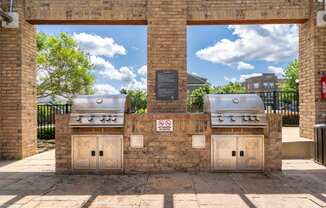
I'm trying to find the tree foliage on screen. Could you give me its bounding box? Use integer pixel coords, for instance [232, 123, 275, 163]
[37, 32, 95, 100]
[120, 89, 147, 114]
[281, 59, 299, 92]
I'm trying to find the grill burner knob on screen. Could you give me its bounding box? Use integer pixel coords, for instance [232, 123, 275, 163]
[88, 116, 94, 122]
[255, 116, 260, 121]
[243, 116, 248, 121]
[218, 117, 224, 122]
[249, 116, 255, 121]
[76, 116, 83, 122]
[100, 116, 106, 122]
[106, 116, 111, 121]
[112, 116, 117, 122]
[230, 116, 236, 122]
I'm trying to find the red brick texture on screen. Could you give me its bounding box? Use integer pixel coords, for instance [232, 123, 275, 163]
[0, 0, 37, 159]
[147, 0, 188, 112]
[0, 0, 325, 158]
[56, 113, 282, 173]
[299, 2, 326, 139]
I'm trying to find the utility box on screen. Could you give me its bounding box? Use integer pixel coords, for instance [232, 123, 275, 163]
[317, 10, 326, 27]
[1, 12, 19, 28]
[314, 124, 326, 165]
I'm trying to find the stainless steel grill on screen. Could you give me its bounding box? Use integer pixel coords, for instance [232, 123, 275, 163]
[204, 94, 267, 128]
[69, 95, 127, 128]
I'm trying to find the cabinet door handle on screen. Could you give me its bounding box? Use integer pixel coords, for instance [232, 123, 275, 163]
[232, 151, 236, 157]
[99, 151, 104, 157]
[240, 151, 244, 157]
[91, 151, 96, 156]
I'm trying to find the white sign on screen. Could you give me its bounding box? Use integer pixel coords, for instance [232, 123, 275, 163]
[156, 120, 173, 132]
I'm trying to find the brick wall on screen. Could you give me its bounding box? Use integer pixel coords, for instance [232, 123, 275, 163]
[55, 114, 72, 171]
[25, 0, 147, 24]
[56, 113, 282, 173]
[147, 0, 188, 112]
[0, 0, 37, 159]
[299, 2, 326, 139]
[187, 0, 310, 24]
[1, 0, 324, 157]
[25, 0, 310, 24]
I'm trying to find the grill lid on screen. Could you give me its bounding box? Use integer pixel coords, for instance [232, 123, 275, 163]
[204, 94, 265, 113]
[72, 95, 127, 113]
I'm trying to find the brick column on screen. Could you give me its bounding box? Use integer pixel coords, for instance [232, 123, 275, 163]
[0, 0, 37, 159]
[147, 0, 187, 113]
[299, 3, 326, 139]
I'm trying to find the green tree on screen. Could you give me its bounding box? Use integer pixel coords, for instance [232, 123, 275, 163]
[281, 59, 299, 92]
[120, 89, 147, 114]
[210, 82, 246, 94]
[188, 83, 210, 112]
[37, 32, 95, 101]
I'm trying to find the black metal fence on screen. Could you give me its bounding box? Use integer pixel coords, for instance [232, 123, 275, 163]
[37, 91, 299, 139]
[187, 91, 299, 126]
[37, 104, 71, 140]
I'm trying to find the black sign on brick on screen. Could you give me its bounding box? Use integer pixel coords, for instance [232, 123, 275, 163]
[156, 70, 179, 100]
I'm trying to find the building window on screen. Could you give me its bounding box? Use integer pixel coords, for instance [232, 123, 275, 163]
[253, 83, 259, 89]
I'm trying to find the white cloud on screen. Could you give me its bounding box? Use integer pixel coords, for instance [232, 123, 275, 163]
[224, 76, 237, 83]
[90, 56, 136, 81]
[237, 61, 254, 70]
[196, 25, 298, 66]
[137, 65, 147, 77]
[239, 73, 262, 82]
[123, 78, 147, 91]
[73, 33, 126, 57]
[36, 69, 49, 85]
[94, 84, 119, 95]
[268, 66, 284, 75]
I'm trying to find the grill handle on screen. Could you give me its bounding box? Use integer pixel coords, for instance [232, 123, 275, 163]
[240, 151, 244, 157]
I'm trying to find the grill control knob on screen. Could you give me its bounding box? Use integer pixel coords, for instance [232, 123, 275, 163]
[100, 116, 106, 122]
[255, 116, 260, 121]
[88, 116, 94, 122]
[230, 116, 236, 122]
[218, 117, 224, 122]
[112, 116, 117, 122]
[106, 116, 111, 121]
[243, 116, 248, 121]
[249, 116, 255, 121]
[76, 116, 83, 122]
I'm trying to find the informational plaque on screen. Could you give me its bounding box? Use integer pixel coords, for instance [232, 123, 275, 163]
[156, 70, 179, 100]
[156, 120, 173, 132]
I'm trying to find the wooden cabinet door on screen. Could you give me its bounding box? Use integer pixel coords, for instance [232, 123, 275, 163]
[98, 135, 123, 170]
[72, 136, 97, 169]
[237, 136, 263, 170]
[211, 135, 237, 171]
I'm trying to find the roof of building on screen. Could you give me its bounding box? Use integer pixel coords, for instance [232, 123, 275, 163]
[188, 73, 208, 85]
[38, 95, 68, 104]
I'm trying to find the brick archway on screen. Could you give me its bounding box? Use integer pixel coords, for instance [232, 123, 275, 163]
[0, 0, 325, 158]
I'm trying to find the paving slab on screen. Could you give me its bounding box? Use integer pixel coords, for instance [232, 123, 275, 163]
[0, 150, 326, 208]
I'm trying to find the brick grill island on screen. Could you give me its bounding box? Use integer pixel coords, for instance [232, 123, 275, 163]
[55, 112, 282, 173]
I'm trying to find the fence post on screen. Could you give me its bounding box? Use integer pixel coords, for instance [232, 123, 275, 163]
[273, 91, 277, 114]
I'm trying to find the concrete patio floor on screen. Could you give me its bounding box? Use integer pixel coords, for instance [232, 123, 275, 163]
[0, 150, 326, 208]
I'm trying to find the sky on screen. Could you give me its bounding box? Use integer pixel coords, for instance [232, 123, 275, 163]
[37, 24, 299, 95]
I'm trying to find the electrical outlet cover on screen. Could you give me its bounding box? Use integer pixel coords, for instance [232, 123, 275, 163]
[317, 11, 326, 27]
[130, 135, 144, 148]
[192, 135, 206, 148]
[2, 12, 19, 28]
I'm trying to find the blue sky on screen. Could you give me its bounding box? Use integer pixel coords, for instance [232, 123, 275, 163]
[37, 24, 298, 94]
